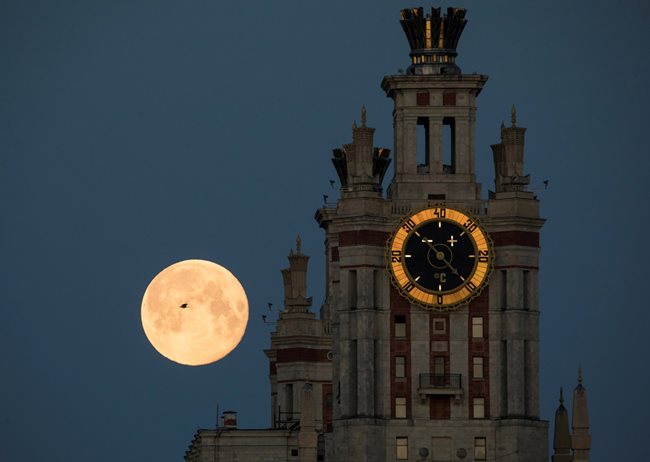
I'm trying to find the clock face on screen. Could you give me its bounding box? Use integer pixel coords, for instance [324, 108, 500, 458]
[388, 207, 492, 309]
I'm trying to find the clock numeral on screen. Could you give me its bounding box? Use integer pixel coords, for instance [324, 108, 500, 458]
[478, 250, 489, 263]
[391, 250, 402, 263]
[402, 219, 416, 232]
[466, 281, 477, 292]
[463, 219, 477, 233]
[403, 281, 415, 292]
[433, 208, 446, 218]
[437, 295, 444, 304]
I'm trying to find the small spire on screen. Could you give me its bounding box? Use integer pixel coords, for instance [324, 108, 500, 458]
[352, 120, 357, 129]
[361, 105, 367, 127]
[578, 366, 582, 384]
[296, 235, 302, 254]
[559, 387, 564, 404]
[500, 120, 505, 130]
[511, 104, 517, 127]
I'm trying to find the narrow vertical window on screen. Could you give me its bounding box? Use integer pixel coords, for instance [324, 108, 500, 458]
[395, 356, 406, 378]
[473, 356, 484, 379]
[500, 270, 507, 309]
[395, 397, 407, 418]
[395, 315, 406, 338]
[285, 384, 293, 416]
[396, 437, 408, 460]
[416, 117, 430, 169]
[348, 270, 357, 309]
[474, 437, 487, 460]
[472, 317, 484, 338]
[373, 269, 381, 308]
[473, 397, 485, 419]
[433, 356, 445, 386]
[523, 270, 530, 310]
[442, 116, 456, 173]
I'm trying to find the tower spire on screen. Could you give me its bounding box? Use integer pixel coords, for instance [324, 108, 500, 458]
[552, 387, 571, 462]
[571, 368, 591, 462]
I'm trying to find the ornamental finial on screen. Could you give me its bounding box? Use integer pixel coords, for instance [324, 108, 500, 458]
[511, 104, 517, 127]
[578, 366, 583, 384]
[296, 235, 301, 254]
[361, 105, 367, 127]
[559, 387, 564, 404]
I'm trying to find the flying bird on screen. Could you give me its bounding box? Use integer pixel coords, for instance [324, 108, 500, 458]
[262, 315, 267, 322]
[180, 303, 188, 309]
[267, 302, 273, 311]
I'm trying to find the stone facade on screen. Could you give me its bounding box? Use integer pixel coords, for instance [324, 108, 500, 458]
[185, 6, 591, 462]
[314, 7, 548, 461]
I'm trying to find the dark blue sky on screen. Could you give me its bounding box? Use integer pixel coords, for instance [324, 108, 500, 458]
[2, 1, 648, 461]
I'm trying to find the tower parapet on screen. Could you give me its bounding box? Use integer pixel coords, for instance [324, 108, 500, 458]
[491, 105, 531, 193]
[400, 7, 468, 75]
[331, 107, 391, 196]
[282, 236, 312, 313]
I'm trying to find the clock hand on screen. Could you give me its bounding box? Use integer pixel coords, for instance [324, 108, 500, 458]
[419, 234, 459, 275]
[438, 255, 459, 275]
[419, 235, 438, 252]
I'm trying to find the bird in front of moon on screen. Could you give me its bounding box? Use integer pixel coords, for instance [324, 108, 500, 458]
[141, 259, 249, 366]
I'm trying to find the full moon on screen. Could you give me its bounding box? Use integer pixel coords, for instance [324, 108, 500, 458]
[141, 259, 249, 366]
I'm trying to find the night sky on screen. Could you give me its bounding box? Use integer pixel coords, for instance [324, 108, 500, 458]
[2, 1, 649, 461]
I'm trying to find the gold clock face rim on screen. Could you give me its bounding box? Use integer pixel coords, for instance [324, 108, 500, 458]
[387, 207, 493, 310]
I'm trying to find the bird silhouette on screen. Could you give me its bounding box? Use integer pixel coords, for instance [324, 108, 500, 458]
[323, 194, 328, 203]
[543, 180, 549, 189]
[329, 179, 336, 189]
[180, 303, 188, 309]
[267, 302, 273, 311]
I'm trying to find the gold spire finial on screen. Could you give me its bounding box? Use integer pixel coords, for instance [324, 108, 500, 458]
[361, 105, 367, 127]
[511, 104, 517, 127]
[578, 366, 582, 384]
[296, 235, 301, 254]
[559, 387, 564, 404]
[438, 16, 445, 48]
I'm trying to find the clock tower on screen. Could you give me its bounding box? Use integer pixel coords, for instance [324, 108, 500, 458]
[316, 6, 548, 462]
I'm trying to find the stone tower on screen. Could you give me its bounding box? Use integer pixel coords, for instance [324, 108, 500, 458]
[316, 6, 547, 461]
[264, 238, 332, 434]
